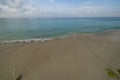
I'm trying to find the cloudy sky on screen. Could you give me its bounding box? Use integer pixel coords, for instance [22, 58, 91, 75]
[0, 0, 120, 18]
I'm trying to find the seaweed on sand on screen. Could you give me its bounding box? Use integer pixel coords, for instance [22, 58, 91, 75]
[105, 68, 120, 79]
[13, 74, 22, 80]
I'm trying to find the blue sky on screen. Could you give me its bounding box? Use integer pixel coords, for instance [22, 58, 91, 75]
[0, 0, 120, 17]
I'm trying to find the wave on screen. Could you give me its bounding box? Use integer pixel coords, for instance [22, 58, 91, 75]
[0, 34, 71, 44]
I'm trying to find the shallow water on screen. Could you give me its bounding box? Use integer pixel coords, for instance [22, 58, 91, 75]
[0, 17, 120, 41]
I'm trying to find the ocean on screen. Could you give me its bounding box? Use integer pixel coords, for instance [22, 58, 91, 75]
[0, 17, 120, 42]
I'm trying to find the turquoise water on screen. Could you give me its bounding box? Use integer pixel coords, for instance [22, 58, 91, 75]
[0, 17, 120, 41]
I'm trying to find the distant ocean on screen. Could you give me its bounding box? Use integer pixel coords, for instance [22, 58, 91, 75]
[0, 17, 120, 42]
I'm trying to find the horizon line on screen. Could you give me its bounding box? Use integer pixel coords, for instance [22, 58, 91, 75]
[0, 16, 120, 19]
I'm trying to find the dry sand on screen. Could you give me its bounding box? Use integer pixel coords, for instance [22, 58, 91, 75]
[0, 30, 120, 80]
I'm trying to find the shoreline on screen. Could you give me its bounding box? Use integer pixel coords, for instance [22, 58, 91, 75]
[0, 29, 120, 44]
[0, 35, 70, 44]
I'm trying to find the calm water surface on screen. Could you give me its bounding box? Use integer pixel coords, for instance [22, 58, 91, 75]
[0, 17, 120, 41]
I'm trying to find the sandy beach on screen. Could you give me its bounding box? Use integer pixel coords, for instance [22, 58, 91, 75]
[0, 30, 120, 80]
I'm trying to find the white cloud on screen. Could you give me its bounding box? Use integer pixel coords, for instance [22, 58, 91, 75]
[0, 0, 37, 17]
[0, 0, 120, 17]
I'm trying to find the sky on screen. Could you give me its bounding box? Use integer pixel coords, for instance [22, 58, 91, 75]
[0, 0, 120, 18]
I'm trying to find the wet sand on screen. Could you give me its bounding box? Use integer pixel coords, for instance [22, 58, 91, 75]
[0, 30, 120, 80]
